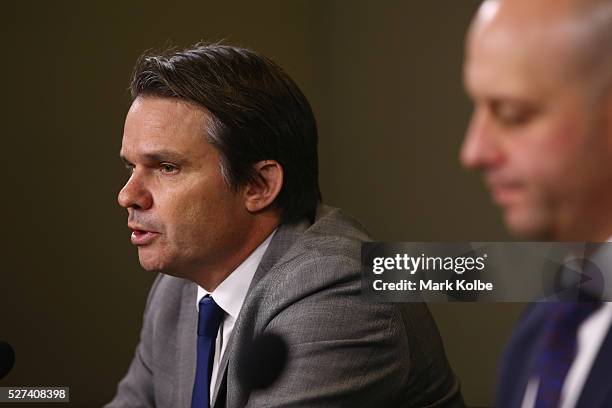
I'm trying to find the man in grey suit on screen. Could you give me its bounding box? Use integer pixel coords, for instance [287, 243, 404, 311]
[107, 43, 463, 407]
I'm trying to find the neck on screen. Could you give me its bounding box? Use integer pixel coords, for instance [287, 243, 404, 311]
[193, 214, 279, 292]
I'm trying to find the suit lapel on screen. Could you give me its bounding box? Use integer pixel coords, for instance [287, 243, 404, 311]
[211, 219, 309, 407]
[576, 325, 612, 407]
[212, 350, 228, 408]
[177, 282, 198, 407]
[211, 339, 230, 406]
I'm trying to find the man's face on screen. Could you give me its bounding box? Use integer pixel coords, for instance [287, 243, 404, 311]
[460, 7, 612, 240]
[119, 97, 251, 278]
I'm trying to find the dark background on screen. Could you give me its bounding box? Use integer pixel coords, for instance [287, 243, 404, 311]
[2, 1, 524, 406]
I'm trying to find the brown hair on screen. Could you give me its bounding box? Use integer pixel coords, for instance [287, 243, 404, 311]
[130, 43, 321, 223]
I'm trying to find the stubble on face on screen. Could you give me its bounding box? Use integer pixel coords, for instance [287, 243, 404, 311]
[119, 97, 255, 286]
[463, 0, 612, 241]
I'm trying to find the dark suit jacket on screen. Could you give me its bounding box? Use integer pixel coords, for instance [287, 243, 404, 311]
[106, 205, 464, 407]
[497, 302, 612, 408]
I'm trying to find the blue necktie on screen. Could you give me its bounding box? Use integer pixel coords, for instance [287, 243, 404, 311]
[191, 296, 224, 408]
[533, 301, 601, 408]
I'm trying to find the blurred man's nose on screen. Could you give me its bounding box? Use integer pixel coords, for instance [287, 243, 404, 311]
[460, 108, 503, 170]
[117, 172, 153, 210]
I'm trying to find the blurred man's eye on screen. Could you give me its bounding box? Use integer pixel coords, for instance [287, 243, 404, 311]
[491, 101, 535, 127]
[124, 163, 134, 174]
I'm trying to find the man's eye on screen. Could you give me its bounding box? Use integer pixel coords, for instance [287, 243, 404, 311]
[491, 102, 535, 127]
[160, 163, 179, 174]
[124, 164, 134, 174]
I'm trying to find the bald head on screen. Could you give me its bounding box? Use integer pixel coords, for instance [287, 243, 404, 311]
[461, 0, 612, 241]
[470, 0, 612, 95]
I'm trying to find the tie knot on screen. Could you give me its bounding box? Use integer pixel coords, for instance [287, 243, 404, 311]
[198, 296, 224, 338]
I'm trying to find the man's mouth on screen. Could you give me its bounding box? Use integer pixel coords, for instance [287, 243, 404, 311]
[128, 225, 160, 246]
[488, 182, 524, 206]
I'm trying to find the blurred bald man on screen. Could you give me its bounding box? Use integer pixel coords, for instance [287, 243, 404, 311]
[461, 0, 612, 407]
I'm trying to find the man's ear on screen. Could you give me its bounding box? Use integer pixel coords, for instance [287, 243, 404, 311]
[243, 160, 283, 213]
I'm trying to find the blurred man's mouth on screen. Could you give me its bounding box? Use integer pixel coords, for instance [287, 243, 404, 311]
[486, 176, 525, 207]
[491, 184, 523, 206]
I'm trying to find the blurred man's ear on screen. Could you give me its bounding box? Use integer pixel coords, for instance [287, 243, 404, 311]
[243, 160, 284, 213]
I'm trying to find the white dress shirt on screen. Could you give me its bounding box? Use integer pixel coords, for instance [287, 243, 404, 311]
[521, 304, 612, 408]
[560, 303, 612, 407]
[196, 231, 275, 403]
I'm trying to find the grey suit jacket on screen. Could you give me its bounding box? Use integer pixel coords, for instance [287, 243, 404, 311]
[105, 205, 463, 407]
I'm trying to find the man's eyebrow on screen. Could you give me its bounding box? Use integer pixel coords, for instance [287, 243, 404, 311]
[119, 150, 186, 164]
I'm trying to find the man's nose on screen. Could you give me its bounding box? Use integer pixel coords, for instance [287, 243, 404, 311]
[460, 109, 503, 170]
[118, 172, 153, 210]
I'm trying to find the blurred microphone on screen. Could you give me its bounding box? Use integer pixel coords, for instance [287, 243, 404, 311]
[237, 332, 288, 390]
[0, 341, 15, 380]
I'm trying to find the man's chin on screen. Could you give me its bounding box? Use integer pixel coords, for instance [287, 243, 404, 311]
[504, 207, 554, 240]
[138, 253, 191, 279]
[137, 250, 169, 273]
[137, 260, 166, 273]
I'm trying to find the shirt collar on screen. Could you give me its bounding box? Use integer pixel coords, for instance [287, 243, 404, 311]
[197, 230, 276, 320]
